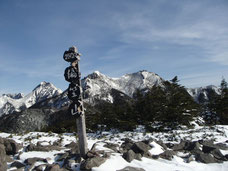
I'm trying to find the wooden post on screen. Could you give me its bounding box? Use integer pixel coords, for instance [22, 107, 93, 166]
[63, 46, 88, 158]
[76, 114, 88, 157]
[76, 60, 88, 158]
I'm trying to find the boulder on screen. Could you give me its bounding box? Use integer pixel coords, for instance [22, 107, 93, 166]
[131, 142, 151, 155]
[123, 150, 135, 162]
[32, 164, 47, 171]
[159, 150, 176, 160]
[104, 142, 119, 152]
[26, 143, 62, 152]
[11, 161, 25, 169]
[44, 164, 62, 171]
[24, 157, 47, 165]
[80, 156, 106, 170]
[195, 153, 221, 164]
[0, 144, 7, 171]
[3, 138, 21, 155]
[65, 142, 79, 154]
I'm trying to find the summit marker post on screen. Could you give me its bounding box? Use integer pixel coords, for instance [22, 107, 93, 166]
[63, 46, 88, 158]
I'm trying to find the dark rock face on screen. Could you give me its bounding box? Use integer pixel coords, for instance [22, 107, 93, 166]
[0, 144, 7, 171]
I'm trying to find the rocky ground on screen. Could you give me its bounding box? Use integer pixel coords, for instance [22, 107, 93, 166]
[0, 125, 228, 171]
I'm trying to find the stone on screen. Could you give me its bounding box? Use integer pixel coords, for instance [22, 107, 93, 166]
[159, 150, 176, 160]
[184, 141, 201, 151]
[186, 155, 194, 163]
[135, 153, 142, 161]
[26, 143, 62, 152]
[202, 145, 216, 153]
[6, 155, 14, 162]
[0, 144, 7, 171]
[155, 140, 168, 150]
[211, 149, 227, 161]
[57, 152, 69, 161]
[32, 164, 47, 171]
[214, 143, 228, 150]
[44, 164, 61, 171]
[117, 166, 146, 171]
[3, 138, 21, 155]
[172, 141, 186, 151]
[24, 157, 47, 165]
[131, 142, 151, 155]
[80, 156, 106, 170]
[65, 142, 79, 154]
[123, 150, 135, 162]
[195, 153, 221, 164]
[104, 142, 119, 152]
[11, 161, 25, 169]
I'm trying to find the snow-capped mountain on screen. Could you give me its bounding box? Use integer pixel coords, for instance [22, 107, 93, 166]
[82, 70, 164, 103]
[187, 85, 220, 103]
[31, 70, 165, 109]
[0, 82, 62, 116]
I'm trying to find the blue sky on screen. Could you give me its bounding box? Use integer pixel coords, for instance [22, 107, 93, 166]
[0, 0, 228, 94]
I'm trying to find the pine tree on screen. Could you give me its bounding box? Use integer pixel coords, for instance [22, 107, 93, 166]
[216, 78, 228, 124]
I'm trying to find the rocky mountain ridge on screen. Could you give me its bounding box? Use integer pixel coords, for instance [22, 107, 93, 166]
[0, 71, 221, 116]
[0, 82, 62, 116]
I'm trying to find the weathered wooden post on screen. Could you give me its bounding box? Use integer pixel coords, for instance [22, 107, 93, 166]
[63, 46, 88, 158]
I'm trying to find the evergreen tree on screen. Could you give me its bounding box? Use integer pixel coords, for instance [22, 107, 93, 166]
[216, 78, 228, 124]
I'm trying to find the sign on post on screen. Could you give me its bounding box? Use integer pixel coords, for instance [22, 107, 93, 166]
[63, 46, 88, 158]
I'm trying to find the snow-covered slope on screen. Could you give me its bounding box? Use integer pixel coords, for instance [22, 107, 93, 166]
[82, 70, 164, 103]
[0, 82, 62, 116]
[187, 85, 220, 103]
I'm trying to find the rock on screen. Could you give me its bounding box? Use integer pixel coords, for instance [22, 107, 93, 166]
[44, 164, 62, 171]
[214, 143, 228, 150]
[211, 149, 227, 161]
[0, 144, 7, 171]
[123, 150, 135, 162]
[32, 164, 47, 171]
[152, 155, 159, 159]
[195, 153, 221, 163]
[159, 150, 176, 160]
[172, 141, 186, 151]
[131, 142, 151, 155]
[202, 145, 216, 153]
[65, 142, 79, 154]
[3, 138, 21, 155]
[24, 157, 47, 165]
[104, 142, 119, 152]
[186, 155, 194, 163]
[6, 155, 14, 162]
[63, 159, 75, 170]
[80, 156, 106, 170]
[156, 140, 168, 150]
[11, 161, 25, 169]
[184, 141, 201, 151]
[117, 166, 146, 171]
[26, 143, 62, 152]
[120, 139, 134, 152]
[57, 152, 69, 161]
[135, 153, 142, 161]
